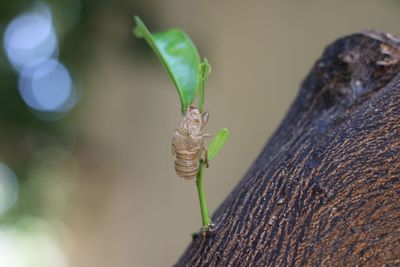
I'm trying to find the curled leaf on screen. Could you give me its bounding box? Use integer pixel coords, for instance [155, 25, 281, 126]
[207, 128, 229, 161]
[133, 16, 201, 114]
[200, 58, 211, 82]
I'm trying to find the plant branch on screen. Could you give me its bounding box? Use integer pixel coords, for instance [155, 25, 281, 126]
[196, 160, 211, 227]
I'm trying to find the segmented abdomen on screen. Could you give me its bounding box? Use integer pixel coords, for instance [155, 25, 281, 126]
[172, 131, 203, 180]
[174, 149, 201, 180]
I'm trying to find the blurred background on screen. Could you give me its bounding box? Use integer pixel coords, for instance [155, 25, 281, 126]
[0, 1, 399, 266]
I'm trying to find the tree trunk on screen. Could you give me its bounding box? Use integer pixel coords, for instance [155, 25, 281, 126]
[176, 30, 400, 266]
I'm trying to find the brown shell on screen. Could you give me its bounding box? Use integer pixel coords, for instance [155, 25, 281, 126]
[172, 107, 207, 180]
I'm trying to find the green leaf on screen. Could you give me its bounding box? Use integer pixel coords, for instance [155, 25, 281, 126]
[207, 128, 229, 161]
[133, 16, 201, 114]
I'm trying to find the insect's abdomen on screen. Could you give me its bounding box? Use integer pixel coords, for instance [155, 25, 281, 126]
[174, 150, 200, 180]
[172, 132, 203, 180]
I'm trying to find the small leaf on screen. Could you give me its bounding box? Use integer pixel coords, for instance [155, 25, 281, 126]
[133, 16, 201, 114]
[208, 128, 229, 161]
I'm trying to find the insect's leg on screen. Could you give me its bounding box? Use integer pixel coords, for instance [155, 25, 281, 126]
[171, 141, 176, 156]
[204, 147, 209, 168]
[203, 133, 212, 138]
[201, 111, 209, 125]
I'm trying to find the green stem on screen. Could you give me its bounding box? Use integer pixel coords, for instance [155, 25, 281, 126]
[198, 78, 205, 113]
[196, 59, 212, 230]
[196, 160, 212, 226]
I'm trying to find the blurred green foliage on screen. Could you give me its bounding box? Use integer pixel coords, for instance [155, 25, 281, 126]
[0, 0, 180, 225]
[0, 0, 97, 221]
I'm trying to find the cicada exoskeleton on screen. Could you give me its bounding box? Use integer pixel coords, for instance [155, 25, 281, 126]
[172, 106, 210, 180]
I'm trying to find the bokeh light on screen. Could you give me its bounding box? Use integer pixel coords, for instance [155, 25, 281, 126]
[0, 218, 67, 267]
[0, 163, 19, 216]
[18, 59, 76, 113]
[3, 3, 58, 71]
[3, 2, 77, 120]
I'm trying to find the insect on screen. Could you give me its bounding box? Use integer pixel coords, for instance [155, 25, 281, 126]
[172, 106, 210, 180]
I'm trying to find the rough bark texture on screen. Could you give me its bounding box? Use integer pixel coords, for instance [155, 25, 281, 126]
[176, 31, 400, 266]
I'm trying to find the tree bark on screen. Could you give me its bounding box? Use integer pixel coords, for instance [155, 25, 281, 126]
[176, 30, 400, 266]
